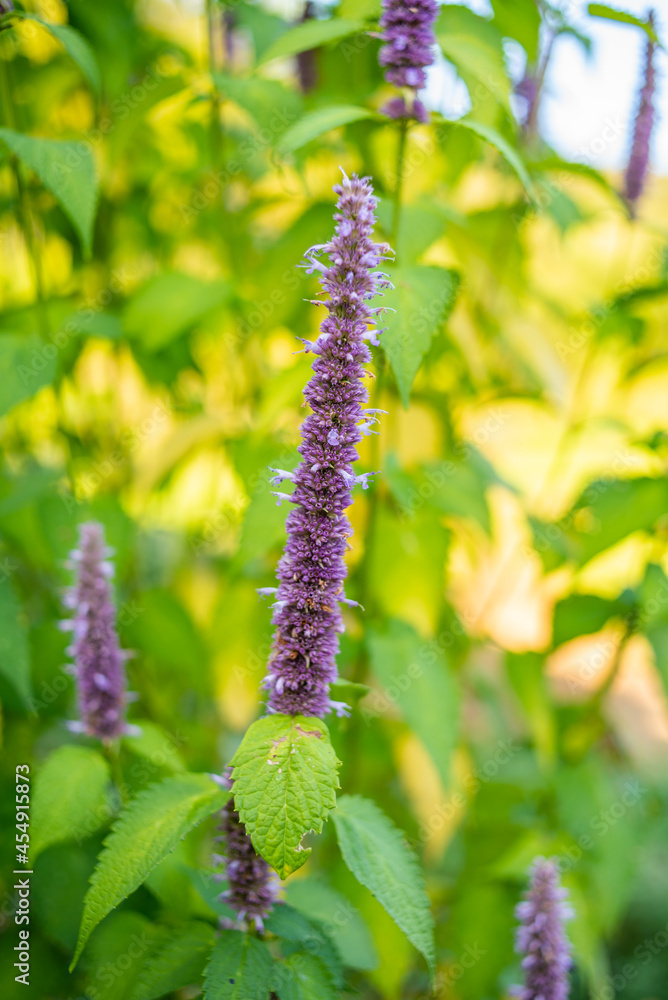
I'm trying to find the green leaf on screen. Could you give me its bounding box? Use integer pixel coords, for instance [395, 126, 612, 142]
[259, 18, 366, 65]
[552, 593, 630, 647]
[284, 879, 379, 971]
[0, 127, 98, 256]
[329, 677, 371, 710]
[229, 714, 341, 879]
[0, 574, 32, 706]
[566, 476, 668, 565]
[449, 118, 536, 199]
[274, 953, 337, 1000]
[332, 795, 435, 976]
[71, 773, 228, 968]
[0, 332, 57, 417]
[264, 904, 343, 987]
[381, 266, 459, 406]
[276, 105, 375, 154]
[435, 5, 511, 112]
[367, 619, 459, 787]
[122, 720, 187, 774]
[123, 272, 229, 352]
[85, 911, 163, 1000]
[491, 0, 540, 60]
[31, 745, 112, 858]
[213, 75, 302, 135]
[587, 4, 660, 43]
[203, 931, 275, 1000]
[22, 16, 101, 94]
[130, 921, 216, 1000]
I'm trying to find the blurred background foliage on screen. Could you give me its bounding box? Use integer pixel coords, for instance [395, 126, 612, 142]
[1, 0, 668, 998]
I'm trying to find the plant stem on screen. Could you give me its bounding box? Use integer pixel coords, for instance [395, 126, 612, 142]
[104, 740, 128, 805]
[391, 119, 408, 251]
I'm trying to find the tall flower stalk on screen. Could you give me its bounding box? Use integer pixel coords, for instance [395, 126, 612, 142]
[513, 857, 573, 1000]
[261, 170, 393, 718]
[61, 522, 131, 742]
[378, 0, 439, 124]
[217, 171, 392, 927]
[624, 11, 657, 215]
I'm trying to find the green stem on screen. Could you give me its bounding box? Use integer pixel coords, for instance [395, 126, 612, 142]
[0, 53, 49, 339]
[104, 741, 128, 805]
[390, 119, 408, 251]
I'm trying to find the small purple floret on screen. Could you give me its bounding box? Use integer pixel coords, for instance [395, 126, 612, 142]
[379, 0, 438, 121]
[214, 771, 278, 929]
[264, 171, 393, 718]
[62, 522, 130, 742]
[512, 857, 573, 1000]
[624, 11, 656, 215]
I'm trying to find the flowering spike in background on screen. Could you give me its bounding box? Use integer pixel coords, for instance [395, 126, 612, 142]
[61, 521, 130, 742]
[379, 0, 439, 122]
[624, 10, 656, 215]
[213, 770, 278, 930]
[263, 170, 393, 718]
[513, 857, 573, 1000]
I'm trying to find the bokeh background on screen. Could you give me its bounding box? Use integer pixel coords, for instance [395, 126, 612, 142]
[1, 1, 668, 998]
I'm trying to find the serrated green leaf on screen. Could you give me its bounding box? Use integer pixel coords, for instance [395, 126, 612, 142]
[230, 714, 340, 879]
[381, 266, 459, 406]
[259, 18, 366, 65]
[22, 16, 101, 94]
[333, 794, 435, 977]
[31, 745, 112, 858]
[367, 619, 459, 787]
[130, 921, 216, 1000]
[0, 333, 57, 416]
[71, 773, 228, 968]
[0, 127, 98, 256]
[0, 574, 32, 707]
[273, 953, 338, 1000]
[276, 105, 375, 154]
[203, 931, 274, 1000]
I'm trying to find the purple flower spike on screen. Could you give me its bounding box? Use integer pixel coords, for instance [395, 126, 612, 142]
[379, 0, 438, 121]
[214, 771, 278, 930]
[62, 522, 130, 742]
[513, 857, 573, 1000]
[624, 11, 657, 215]
[264, 171, 393, 718]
